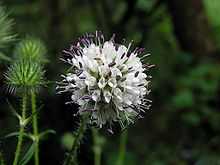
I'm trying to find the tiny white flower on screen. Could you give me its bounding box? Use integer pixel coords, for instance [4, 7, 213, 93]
[108, 78, 117, 88]
[57, 32, 153, 129]
[103, 90, 112, 103]
[98, 76, 106, 89]
[92, 90, 101, 101]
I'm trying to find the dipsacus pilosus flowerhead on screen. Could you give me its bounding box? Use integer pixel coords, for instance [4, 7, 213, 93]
[5, 60, 45, 94]
[57, 32, 152, 128]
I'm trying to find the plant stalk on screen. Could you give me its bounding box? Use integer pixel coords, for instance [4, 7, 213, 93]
[117, 130, 128, 165]
[92, 128, 101, 165]
[63, 116, 87, 165]
[13, 92, 27, 165]
[0, 151, 5, 165]
[31, 91, 39, 165]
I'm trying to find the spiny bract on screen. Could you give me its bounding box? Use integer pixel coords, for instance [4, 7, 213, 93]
[57, 32, 152, 128]
[14, 37, 47, 62]
[5, 60, 45, 94]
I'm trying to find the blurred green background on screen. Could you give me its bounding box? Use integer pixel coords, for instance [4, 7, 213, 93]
[1, 0, 220, 164]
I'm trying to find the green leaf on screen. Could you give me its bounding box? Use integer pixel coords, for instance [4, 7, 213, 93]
[4, 132, 31, 140]
[39, 129, 56, 140]
[22, 105, 43, 127]
[18, 142, 35, 165]
[0, 52, 11, 62]
[6, 99, 21, 120]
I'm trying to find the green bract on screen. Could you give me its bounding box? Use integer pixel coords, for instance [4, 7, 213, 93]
[5, 60, 45, 94]
[0, 5, 16, 48]
[14, 38, 47, 63]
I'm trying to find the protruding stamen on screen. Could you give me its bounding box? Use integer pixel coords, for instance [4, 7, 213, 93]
[108, 61, 116, 67]
[134, 71, 139, 77]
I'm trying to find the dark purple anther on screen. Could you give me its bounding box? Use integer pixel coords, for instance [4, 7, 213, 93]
[121, 53, 125, 59]
[79, 76, 86, 80]
[108, 61, 116, 67]
[138, 83, 144, 86]
[126, 52, 132, 57]
[76, 70, 83, 76]
[81, 95, 91, 100]
[79, 62, 83, 68]
[137, 48, 145, 54]
[62, 50, 75, 57]
[134, 71, 139, 77]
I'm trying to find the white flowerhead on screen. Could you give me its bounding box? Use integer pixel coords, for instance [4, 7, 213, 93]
[57, 32, 152, 129]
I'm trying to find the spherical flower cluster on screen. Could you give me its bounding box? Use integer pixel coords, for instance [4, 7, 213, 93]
[57, 32, 152, 128]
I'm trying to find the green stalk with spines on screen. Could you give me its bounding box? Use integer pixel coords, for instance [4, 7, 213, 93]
[5, 39, 46, 165]
[13, 92, 27, 165]
[2, 3, 47, 164]
[63, 116, 88, 165]
[27, 38, 46, 165]
[31, 91, 39, 165]
[12, 38, 46, 165]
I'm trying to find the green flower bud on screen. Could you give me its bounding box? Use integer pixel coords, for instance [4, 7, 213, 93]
[5, 59, 45, 94]
[14, 37, 47, 63]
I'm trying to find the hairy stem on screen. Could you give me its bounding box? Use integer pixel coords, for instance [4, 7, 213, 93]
[63, 116, 87, 165]
[13, 92, 27, 165]
[31, 91, 39, 165]
[92, 128, 101, 165]
[117, 130, 128, 165]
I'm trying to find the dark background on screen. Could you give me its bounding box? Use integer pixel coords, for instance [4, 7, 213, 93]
[1, 0, 220, 164]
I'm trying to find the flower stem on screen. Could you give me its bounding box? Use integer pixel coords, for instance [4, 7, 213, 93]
[117, 130, 128, 165]
[92, 128, 101, 165]
[13, 92, 27, 165]
[31, 91, 39, 165]
[63, 116, 87, 165]
[0, 151, 5, 165]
